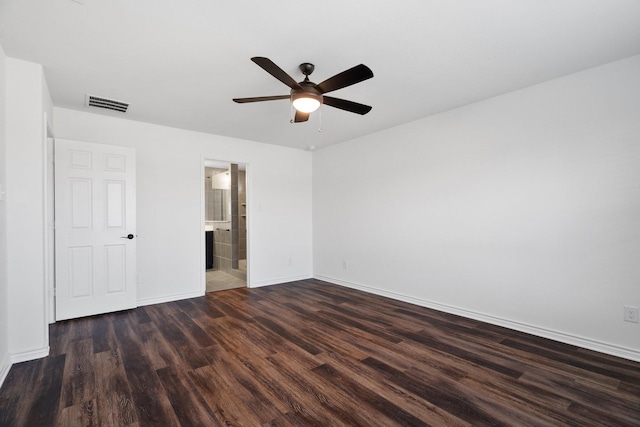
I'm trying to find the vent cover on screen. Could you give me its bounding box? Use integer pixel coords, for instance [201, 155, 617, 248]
[85, 94, 129, 113]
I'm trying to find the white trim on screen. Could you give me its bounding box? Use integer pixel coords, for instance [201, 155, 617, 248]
[315, 275, 640, 363]
[43, 112, 53, 331]
[45, 128, 55, 325]
[252, 274, 313, 288]
[137, 291, 203, 307]
[10, 346, 50, 364]
[200, 158, 206, 294]
[0, 353, 11, 388]
[244, 164, 251, 288]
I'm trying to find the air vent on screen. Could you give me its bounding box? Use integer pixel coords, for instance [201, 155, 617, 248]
[85, 94, 129, 113]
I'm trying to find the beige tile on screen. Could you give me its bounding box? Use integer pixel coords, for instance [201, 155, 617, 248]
[205, 269, 245, 292]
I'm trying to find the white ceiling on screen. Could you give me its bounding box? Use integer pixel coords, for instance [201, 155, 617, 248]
[1, 0, 639, 150]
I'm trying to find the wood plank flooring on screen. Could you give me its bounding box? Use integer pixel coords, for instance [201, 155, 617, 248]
[1, 279, 639, 426]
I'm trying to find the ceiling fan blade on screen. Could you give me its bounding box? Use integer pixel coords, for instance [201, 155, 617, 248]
[294, 110, 310, 123]
[316, 64, 373, 94]
[251, 57, 302, 91]
[233, 95, 290, 103]
[323, 96, 372, 115]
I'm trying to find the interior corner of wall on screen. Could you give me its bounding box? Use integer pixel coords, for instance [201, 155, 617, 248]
[0, 351, 11, 389]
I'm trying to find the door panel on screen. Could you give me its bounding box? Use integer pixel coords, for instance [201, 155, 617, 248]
[70, 178, 92, 228]
[55, 139, 137, 321]
[105, 244, 127, 293]
[105, 180, 125, 228]
[69, 246, 92, 297]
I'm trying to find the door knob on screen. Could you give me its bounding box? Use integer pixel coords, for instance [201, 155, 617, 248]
[121, 234, 135, 240]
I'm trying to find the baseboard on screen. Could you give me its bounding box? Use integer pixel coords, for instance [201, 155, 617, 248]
[10, 346, 50, 364]
[137, 290, 204, 307]
[251, 274, 313, 288]
[136, 276, 313, 305]
[315, 275, 640, 363]
[1, 346, 51, 387]
[0, 352, 11, 388]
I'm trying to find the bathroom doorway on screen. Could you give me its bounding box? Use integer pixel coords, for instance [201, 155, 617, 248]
[203, 160, 248, 292]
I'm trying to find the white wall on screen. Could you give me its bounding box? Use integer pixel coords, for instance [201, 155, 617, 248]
[54, 108, 313, 305]
[0, 44, 10, 384]
[313, 55, 640, 361]
[5, 58, 51, 363]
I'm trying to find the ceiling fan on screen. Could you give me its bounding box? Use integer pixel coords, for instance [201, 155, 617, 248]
[233, 57, 374, 123]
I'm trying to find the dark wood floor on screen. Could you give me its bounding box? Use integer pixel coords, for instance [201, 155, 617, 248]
[1, 279, 639, 426]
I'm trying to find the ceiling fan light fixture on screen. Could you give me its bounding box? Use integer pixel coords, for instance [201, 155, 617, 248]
[291, 92, 322, 113]
[233, 57, 373, 123]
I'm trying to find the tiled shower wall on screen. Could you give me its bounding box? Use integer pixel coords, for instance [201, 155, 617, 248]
[213, 229, 233, 271]
[238, 170, 246, 260]
[230, 164, 239, 269]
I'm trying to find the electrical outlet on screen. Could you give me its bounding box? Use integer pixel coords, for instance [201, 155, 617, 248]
[624, 306, 639, 323]
[342, 260, 348, 269]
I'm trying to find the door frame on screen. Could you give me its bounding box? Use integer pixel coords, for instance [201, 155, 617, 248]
[43, 113, 55, 325]
[201, 157, 251, 293]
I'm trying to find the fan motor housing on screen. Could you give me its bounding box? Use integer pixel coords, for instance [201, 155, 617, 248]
[291, 79, 322, 102]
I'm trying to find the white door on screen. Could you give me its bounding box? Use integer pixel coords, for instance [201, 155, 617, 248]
[55, 139, 137, 321]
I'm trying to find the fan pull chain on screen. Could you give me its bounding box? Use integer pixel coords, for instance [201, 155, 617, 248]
[290, 103, 294, 124]
[318, 107, 323, 133]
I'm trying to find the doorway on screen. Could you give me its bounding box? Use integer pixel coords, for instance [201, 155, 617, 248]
[203, 159, 248, 292]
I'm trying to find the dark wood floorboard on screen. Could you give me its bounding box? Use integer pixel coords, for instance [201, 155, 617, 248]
[2, 279, 640, 426]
